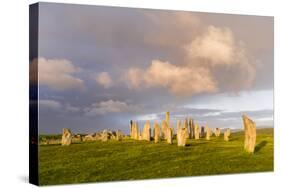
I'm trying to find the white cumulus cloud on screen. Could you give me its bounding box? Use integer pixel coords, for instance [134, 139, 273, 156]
[125, 60, 217, 96]
[30, 57, 84, 90]
[95, 72, 113, 88]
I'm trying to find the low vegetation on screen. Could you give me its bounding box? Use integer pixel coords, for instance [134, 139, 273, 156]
[39, 128, 273, 185]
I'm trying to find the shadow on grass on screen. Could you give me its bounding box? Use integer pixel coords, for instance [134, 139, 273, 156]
[255, 140, 267, 153]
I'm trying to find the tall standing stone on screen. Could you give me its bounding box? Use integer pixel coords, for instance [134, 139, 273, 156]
[215, 128, 221, 137]
[167, 127, 173, 144]
[200, 126, 205, 138]
[177, 120, 181, 141]
[242, 115, 256, 153]
[161, 120, 168, 139]
[195, 123, 200, 140]
[165, 111, 170, 127]
[154, 122, 161, 143]
[130, 120, 133, 137]
[138, 127, 142, 140]
[131, 121, 139, 140]
[206, 124, 212, 140]
[177, 128, 187, 146]
[142, 121, 151, 141]
[62, 128, 72, 146]
[184, 118, 189, 139]
[189, 118, 195, 139]
[224, 128, 231, 141]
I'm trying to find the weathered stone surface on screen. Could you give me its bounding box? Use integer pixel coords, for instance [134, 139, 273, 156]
[130, 121, 139, 140]
[177, 120, 181, 141]
[206, 124, 212, 140]
[165, 111, 170, 127]
[61, 128, 72, 146]
[215, 128, 221, 137]
[116, 130, 123, 141]
[189, 118, 195, 139]
[167, 127, 173, 144]
[195, 124, 200, 140]
[224, 128, 231, 141]
[72, 134, 82, 143]
[177, 128, 187, 146]
[184, 118, 189, 139]
[138, 128, 142, 140]
[242, 115, 256, 153]
[130, 120, 133, 137]
[101, 129, 110, 141]
[154, 122, 161, 143]
[142, 121, 151, 141]
[200, 126, 205, 138]
[161, 120, 168, 139]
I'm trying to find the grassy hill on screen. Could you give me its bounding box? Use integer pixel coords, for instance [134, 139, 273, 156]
[38, 128, 273, 185]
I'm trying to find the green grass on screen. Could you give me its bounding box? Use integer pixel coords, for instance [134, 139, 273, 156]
[39, 128, 273, 185]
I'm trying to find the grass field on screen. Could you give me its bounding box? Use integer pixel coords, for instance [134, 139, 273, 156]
[38, 128, 273, 185]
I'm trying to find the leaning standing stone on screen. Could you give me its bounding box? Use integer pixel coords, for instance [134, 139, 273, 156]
[61, 128, 72, 146]
[224, 128, 231, 141]
[154, 122, 161, 143]
[167, 127, 173, 144]
[242, 115, 256, 153]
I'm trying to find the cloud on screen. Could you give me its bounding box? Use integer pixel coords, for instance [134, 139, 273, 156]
[185, 25, 256, 91]
[187, 26, 235, 65]
[125, 60, 217, 96]
[95, 72, 113, 88]
[39, 99, 62, 110]
[84, 100, 140, 116]
[30, 57, 84, 90]
[39, 100, 81, 114]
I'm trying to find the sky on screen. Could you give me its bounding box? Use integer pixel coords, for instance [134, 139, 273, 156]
[31, 2, 274, 134]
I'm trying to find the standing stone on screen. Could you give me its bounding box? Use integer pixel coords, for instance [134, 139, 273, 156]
[200, 126, 205, 138]
[165, 111, 170, 127]
[167, 127, 173, 144]
[189, 118, 195, 139]
[138, 127, 142, 140]
[154, 122, 161, 143]
[177, 128, 187, 146]
[130, 120, 133, 137]
[101, 129, 110, 141]
[116, 130, 123, 141]
[224, 128, 231, 141]
[142, 121, 151, 141]
[195, 123, 200, 140]
[242, 115, 256, 153]
[161, 120, 168, 139]
[215, 128, 221, 137]
[61, 128, 72, 146]
[206, 124, 212, 140]
[130, 121, 139, 140]
[184, 118, 189, 139]
[177, 120, 181, 141]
